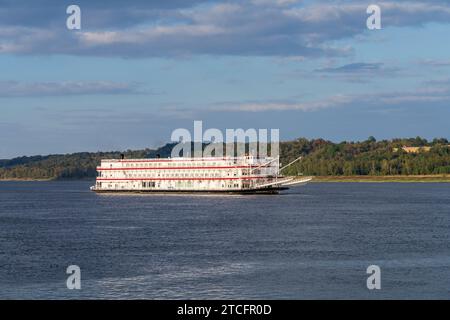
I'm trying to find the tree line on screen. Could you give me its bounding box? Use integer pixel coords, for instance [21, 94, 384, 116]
[1, 137, 449, 179]
[280, 137, 450, 176]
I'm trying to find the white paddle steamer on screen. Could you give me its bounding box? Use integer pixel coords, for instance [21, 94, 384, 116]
[91, 155, 310, 194]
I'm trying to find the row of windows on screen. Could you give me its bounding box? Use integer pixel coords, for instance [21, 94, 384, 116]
[117, 162, 238, 168]
[98, 182, 243, 189]
[102, 172, 240, 178]
[113, 169, 244, 173]
[142, 182, 156, 188]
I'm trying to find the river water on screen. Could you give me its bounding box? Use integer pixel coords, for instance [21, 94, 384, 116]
[0, 181, 448, 299]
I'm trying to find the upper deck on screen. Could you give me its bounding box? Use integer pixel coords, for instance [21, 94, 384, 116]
[98, 156, 278, 171]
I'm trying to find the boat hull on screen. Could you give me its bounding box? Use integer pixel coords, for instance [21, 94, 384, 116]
[91, 186, 289, 195]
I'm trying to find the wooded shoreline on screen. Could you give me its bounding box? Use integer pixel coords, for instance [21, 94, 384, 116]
[2, 137, 450, 181]
[1, 175, 450, 183]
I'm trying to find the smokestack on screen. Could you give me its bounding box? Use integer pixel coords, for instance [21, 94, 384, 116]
[120, 153, 125, 160]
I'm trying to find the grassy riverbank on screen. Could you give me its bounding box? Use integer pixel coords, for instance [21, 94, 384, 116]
[310, 175, 450, 182]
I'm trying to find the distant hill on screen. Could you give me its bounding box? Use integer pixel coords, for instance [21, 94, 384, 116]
[280, 137, 450, 176]
[1, 137, 450, 180]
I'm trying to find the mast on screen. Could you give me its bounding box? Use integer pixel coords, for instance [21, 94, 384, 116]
[278, 156, 303, 175]
[276, 155, 280, 182]
[247, 157, 279, 189]
[248, 157, 279, 174]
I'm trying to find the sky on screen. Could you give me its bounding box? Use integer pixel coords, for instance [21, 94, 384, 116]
[1, 0, 450, 158]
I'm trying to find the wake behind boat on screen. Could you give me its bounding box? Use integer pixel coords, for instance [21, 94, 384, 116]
[90, 155, 311, 194]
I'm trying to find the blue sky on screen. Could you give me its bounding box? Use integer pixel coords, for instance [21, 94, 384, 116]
[1, 0, 450, 158]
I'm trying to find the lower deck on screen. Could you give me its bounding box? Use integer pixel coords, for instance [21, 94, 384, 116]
[91, 186, 289, 195]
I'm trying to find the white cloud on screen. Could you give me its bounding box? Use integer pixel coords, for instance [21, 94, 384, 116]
[0, 81, 141, 97]
[204, 81, 450, 112]
[209, 94, 355, 112]
[1, 1, 449, 57]
[79, 25, 226, 46]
